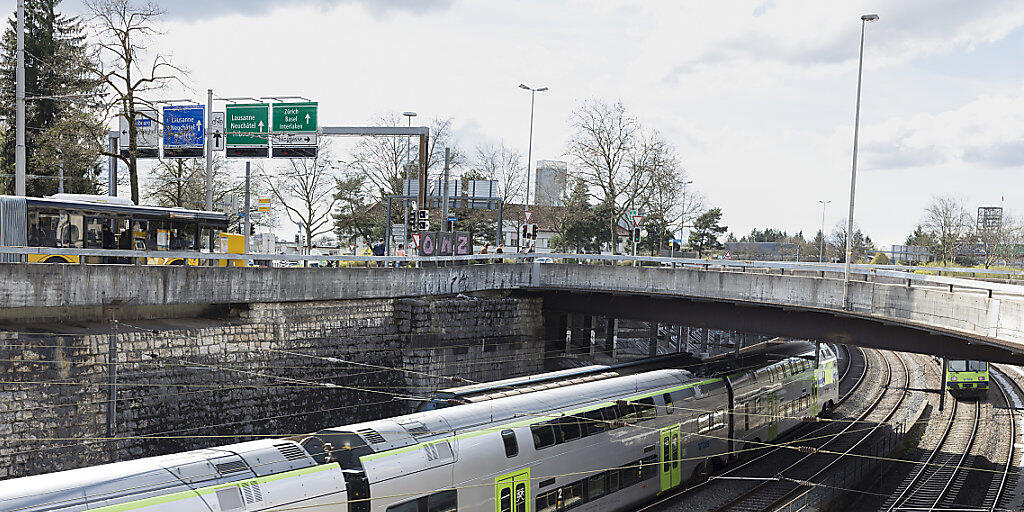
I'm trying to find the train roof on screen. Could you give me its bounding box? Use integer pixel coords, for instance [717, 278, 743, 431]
[316, 368, 699, 456]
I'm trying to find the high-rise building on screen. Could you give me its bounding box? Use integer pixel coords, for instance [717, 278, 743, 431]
[534, 160, 567, 206]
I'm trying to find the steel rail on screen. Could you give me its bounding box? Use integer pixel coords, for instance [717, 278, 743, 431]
[987, 367, 1020, 512]
[763, 352, 911, 512]
[711, 350, 902, 512]
[629, 346, 868, 512]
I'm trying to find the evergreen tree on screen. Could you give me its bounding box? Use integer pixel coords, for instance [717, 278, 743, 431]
[0, 0, 103, 196]
[551, 180, 603, 253]
[688, 208, 727, 257]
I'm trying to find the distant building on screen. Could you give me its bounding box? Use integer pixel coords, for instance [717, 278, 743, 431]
[534, 160, 567, 206]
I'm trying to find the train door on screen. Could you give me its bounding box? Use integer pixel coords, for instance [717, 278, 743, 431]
[495, 468, 531, 512]
[660, 424, 682, 492]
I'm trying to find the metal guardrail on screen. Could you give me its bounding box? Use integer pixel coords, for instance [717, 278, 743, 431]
[0, 246, 1021, 296]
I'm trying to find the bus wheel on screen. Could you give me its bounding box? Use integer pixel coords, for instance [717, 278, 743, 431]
[169, 260, 185, 266]
[44, 256, 68, 264]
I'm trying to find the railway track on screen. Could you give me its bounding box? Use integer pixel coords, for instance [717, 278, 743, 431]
[630, 345, 869, 512]
[880, 365, 1020, 512]
[711, 350, 909, 512]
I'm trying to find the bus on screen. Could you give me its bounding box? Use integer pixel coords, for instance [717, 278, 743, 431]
[0, 193, 239, 265]
[945, 359, 989, 397]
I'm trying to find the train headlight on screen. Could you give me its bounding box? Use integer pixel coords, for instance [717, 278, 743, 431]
[951, 376, 957, 381]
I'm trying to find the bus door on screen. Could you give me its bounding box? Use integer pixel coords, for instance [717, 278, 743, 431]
[495, 468, 530, 512]
[660, 424, 682, 492]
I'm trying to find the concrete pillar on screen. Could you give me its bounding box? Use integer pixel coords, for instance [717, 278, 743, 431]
[649, 322, 659, 358]
[605, 317, 617, 358]
[589, 315, 596, 355]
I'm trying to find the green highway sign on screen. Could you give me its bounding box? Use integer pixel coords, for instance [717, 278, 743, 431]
[226, 103, 269, 158]
[273, 102, 317, 132]
[272, 102, 318, 158]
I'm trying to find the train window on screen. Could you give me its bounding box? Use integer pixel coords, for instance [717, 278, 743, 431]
[948, 360, 967, 372]
[514, 483, 526, 512]
[608, 470, 620, 492]
[969, 361, 988, 372]
[712, 410, 726, 428]
[536, 492, 556, 512]
[663, 393, 674, 414]
[565, 481, 583, 509]
[428, 491, 457, 512]
[501, 430, 519, 458]
[582, 409, 607, 435]
[620, 463, 640, 488]
[532, 424, 556, 449]
[618, 402, 638, 423]
[698, 414, 711, 434]
[663, 437, 671, 472]
[602, 406, 621, 429]
[386, 499, 419, 512]
[558, 417, 582, 442]
[499, 488, 512, 512]
[744, 402, 751, 431]
[586, 474, 606, 500]
[641, 455, 658, 480]
[635, 398, 657, 420]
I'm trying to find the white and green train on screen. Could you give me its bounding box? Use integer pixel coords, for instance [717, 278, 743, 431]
[0, 341, 838, 512]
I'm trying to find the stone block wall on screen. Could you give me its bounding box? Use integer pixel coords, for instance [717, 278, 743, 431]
[0, 295, 543, 480]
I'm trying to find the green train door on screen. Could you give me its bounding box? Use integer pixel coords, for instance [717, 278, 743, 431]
[495, 468, 531, 512]
[660, 424, 682, 492]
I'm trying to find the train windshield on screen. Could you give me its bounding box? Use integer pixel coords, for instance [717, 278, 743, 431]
[948, 360, 967, 372]
[969, 361, 988, 372]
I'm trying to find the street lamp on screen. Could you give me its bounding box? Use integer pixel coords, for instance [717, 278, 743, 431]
[518, 83, 547, 212]
[843, 13, 878, 310]
[818, 200, 831, 262]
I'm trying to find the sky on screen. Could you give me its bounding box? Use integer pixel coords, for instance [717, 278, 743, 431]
[30, 0, 1024, 246]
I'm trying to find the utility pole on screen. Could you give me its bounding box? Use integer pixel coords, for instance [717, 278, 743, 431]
[108, 132, 118, 196]
[442, 147, 451, 230]
[244, 162, 251, 254]
[205, 89, 213, 211]
[15, 0, 26, 196]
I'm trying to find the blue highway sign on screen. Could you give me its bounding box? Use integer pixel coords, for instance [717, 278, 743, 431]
[163, 105, 205, 158]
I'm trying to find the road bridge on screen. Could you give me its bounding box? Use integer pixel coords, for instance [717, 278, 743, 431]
[0, 254, 1021, 363]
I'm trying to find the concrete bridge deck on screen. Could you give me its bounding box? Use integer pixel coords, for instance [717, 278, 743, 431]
[1, 258, 1022, 363]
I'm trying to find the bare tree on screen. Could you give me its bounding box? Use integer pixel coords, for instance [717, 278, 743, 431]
[146, 156, 235, 209]
[472, 140, 524, 205]
[922, 195, 973, 265]
[264, 144, 338, 253]
[631, 132, 705, 254]
[349, 112, 407, 202]
[425, 117, 463, 176]
[566, 100, 642, 253]
[87, 0, 184, 204]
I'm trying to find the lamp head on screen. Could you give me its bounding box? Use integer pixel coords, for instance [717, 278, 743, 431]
[519, 84, 530, 90]
[403, 111, 417, 117]
[861, 13, 879, 22]
[536, 87, 549, 92]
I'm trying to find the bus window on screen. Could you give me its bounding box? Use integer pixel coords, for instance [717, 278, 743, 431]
[969, 361, 988, 372]
[948, 360, 967, 372]
[28, 209, 59, 247]
[200, 226, 215, 252]
[84, 217, 108, 248]
[58, 212, 83, 248]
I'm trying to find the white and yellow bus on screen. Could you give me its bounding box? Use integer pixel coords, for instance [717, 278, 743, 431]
[0, 193, 240, 265]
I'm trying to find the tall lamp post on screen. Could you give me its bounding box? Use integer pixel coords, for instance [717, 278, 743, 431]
[843, 13, 879, 310]
[518, 84, 547, 229]
[818, 200, 831, 262]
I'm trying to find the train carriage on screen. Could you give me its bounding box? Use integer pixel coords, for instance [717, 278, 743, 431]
[0, 341, 840, 512]
[945, 359, 989, 397]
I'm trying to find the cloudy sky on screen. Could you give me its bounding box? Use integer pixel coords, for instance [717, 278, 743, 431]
[43, 0, 1024, 245]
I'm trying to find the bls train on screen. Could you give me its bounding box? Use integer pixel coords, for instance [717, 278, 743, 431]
[0, 341, 839, 512]
[945, 359, 989, 397]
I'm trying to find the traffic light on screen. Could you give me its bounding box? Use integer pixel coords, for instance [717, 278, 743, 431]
[530, 224, 539, 238]
[633, 227, 642, 242]
[521, 224, 530, 241]
[417, 220, 430, 231]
